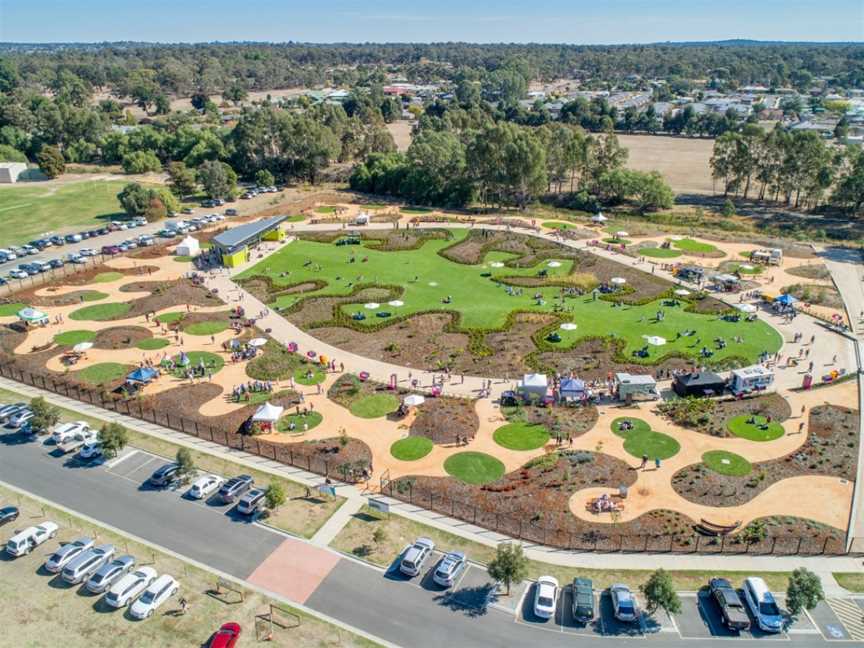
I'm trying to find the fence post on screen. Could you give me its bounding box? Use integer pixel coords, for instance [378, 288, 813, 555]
[770, 537, 777, 554]
[822, 537, 829, 554]
[796, 537, 802, 554]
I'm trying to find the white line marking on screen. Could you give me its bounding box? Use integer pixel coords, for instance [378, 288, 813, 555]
[105, 449, 138, 469]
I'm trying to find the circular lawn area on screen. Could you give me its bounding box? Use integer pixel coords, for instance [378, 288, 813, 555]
[611, 417, 680, 460]
[77, 362, 131, 385]
[672, 238, 719, 254]
[603, 237, 631, 245]
[92, 271, 124, 283]
[156, 311, 184, 325]
[0, 302, 26, 317]
[54, 330, 96, 346]
[294, 364, 326, 385]
[727, 415, 784, 441]
[80, 290, 109, 302]
[184, 320, 229, 336]
[349, 393, 399, 419]
[542, 221, 576, 230]
[169, 351, 224, 378]
[444, 451, 505, 485]
[276, 411, 323, 433]
[702, 450, 753, 476]
[493, 421, 550, 451]
[639, 247, 682, 259]
[135, 338, 170, 350]
[390, 436, 434, 461]
[69, 302, 131, 321]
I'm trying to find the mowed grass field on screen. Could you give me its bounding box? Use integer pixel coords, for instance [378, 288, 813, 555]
[242, 230, 782, 364]
[618, 134, 715, 195]
[0, 180, 130, 245]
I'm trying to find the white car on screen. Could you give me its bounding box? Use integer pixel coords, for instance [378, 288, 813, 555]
[104, 566, 157, 608]
[78, 441, 103, 461]
[742, 577, 784, 633]
[7, 408, 33, 428]
[78, 248, 97, 257]
[8, 269, 28, 280]
[130, 574, 178, 619]
[5, 521, 59, 557]
[51, 421, 91, 445]
[399, 537, 435, 577]
[44, 537, 94, 573]
[533, 576, 559, 619]
[187, 474, 223, 500]
[86, 555, 136, 594]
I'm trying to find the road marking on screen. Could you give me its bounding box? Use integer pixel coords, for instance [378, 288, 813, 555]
[105, 449, 138, 468]
[828, 598, 864, 640]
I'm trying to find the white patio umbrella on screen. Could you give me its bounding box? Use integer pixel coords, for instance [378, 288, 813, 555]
[560, 322, 578, 331]
[403, 394, 425, 407]
[17, 307, 47, 323]
[736, 303, 757, 314]
[388, 300, 404, 307]
[614, 231, 629, 239]
[248, 337, 268, 347]
[644, 335, 667, 346]
[547, 261, 562, 268]
[611, 277, 627, 286]
[72, 341, 93, 353]
[364, 302, 380, 309]
[674, 289, 691, 297]
[489, 262, 504, 268]
[592, 213, 608, 223]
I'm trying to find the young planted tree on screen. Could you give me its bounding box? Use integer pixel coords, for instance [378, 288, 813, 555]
[175, 447, 196, 484]
[98, 422, 129, 458]
[36, 145, 66, 178]
[264, 482, 286, 513]
[640, 568, 681, 616]
[786, 568, 824, 617]
[487, 542, 528, 595]
[29, 397, 60, 435]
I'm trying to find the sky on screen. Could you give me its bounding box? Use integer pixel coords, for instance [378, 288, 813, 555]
[2, 0, 862, 44]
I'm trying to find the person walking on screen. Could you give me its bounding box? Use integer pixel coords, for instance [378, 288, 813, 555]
[654, 457, 661, 470]
[640, 454, 648, 470]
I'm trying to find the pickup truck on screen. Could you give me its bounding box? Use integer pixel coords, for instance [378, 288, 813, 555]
[57, 429, 98, 455]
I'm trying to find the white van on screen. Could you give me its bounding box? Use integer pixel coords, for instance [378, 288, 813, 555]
[5, 521, 59, 557]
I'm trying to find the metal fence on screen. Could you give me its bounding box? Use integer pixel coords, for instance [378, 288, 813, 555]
[0, 363, 357, 483]
[0, 255, 111, 298]
[382, 479, 851, 556]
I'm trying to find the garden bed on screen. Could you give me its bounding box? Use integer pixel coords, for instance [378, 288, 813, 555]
[93, 326, 153, 350]
[658, 393, 791, 437]
[410, 396, 479, 444]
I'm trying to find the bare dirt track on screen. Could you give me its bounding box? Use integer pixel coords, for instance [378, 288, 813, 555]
[618, 134, 715, 196]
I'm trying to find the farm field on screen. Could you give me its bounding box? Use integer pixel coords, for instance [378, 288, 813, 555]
[618, 134, 716, 196]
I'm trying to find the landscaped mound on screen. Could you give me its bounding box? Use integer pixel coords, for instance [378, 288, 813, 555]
[75, 362, 131, 385]
[727, 414, 784, 442]
[611, 417, 680, 460]
[390, 436, 434, 461]
[493, 421, 550, 451]
[69, 302, 131, 321]
[53, 330, 96, 346]
[350, 393, 399, 419]
[702, 450, 752, 476]
[443, 451, 505, 485]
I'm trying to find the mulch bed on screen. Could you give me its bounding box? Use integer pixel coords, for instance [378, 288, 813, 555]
[410, 397, 479, 444]
[658, 393, 791, 438]
[120, 279, 217, 319]
[786, 264, 831, 281]
[782, 283, 844, 309]
[327, 373, 410, 411]
[671, 404, 858, 507]
[536, 337, 691, 381]
[285, 287, 396, 329]
[93, 326, 153, 350]
[505, 402, 599, 439]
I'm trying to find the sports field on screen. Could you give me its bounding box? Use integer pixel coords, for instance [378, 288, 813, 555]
[240, 230, 782, 364]
[0, 180, 129, 244]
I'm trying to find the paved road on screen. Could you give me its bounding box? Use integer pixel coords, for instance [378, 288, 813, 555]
[0, 429, 857, 647]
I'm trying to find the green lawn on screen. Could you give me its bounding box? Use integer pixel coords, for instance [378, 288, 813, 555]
[401, 207, 432, 214]
[294, 364, 326, 385]
[276, 411, 323, 433]
[0, 180, 130, 245]
[493, 421, 550, 450]
[53, 329, 96, 346]
[0, 302, 26, 316]
[603, 237, 632, 245]
[76, 362, 131, 384]
[80, 290, 109, 301]
[92, 271, 124, 283]
[135, 337, 170, 350]
[673, 238, 720, 254]
[724, 262, 764, 275]
[156, 311, 184, 324]
[390, 436, 434, 461]
[542, 221, 576, 230]
[168, 351, 224, 377]
[444, 451, 505, 484]
[286, 214, 306, 222]
[239, 230, 781, 365]
[727, 414, 785, 441]
[611, 417, 680, 460]
[68, 302, 131, 321]
[349, 393, 399, 418]
[833, 573, 864, 592]
[315, 206, 338, 214]
[639, 247, 682, 259]
[702, 450, 753, 476]
[173, 255, 195, 263]
[183, 319, 229, 336]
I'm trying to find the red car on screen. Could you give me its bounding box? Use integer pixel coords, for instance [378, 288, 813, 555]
[101, 245, 120, 255]
[209, 622, 241, 648]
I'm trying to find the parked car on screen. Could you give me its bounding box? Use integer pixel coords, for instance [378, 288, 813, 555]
[65, 233, 83, 244]
[8, 269, 29, 280]
[571, 577, 595, 623]
[399, 537, 435, 577]
[181, 207, 194, 215]
[148, 463, 180, 488]
[57, 430, 98, 455]
[49, 236, 65, 246]
[85, 555, 136, 594]
[45, 537, 94, 573]
[0, 505, 20, 526]
[137, 235, 155, 247]
[48, 258, 64, 269]
[236, 488, 265, 516]
[104, 566, 157, 608]
[0, 277, 6, 286]
[51, 421, 92, 445]
[21, 245, 37, 255]
[0, 249, 18, 261]
[77, 440, 103, 461]
[101, 245, 120, 256]
[62, 544, 115, 584]
[5, 521, 59, 557]
[0, 402, 27, 423]
[209, 622, 242, 648]
[432, 551, 467, 588]
[78, 231, 91, 240]
[68, 254, 87, 265]
[187, 474, 223, 500]
[130, 574, 179, 619]
[742, 577, 783, 634]
[225, 208, 238, 216]
[7, 408, 33, 428]
[78, 247, 96, 257]
[533, 576, 559, 620]
[610, 584, 639, 622]
[709, 578, 751, 631]
[217, 475, 253, 504]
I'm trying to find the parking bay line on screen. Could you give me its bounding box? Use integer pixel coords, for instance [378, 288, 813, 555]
[104, 448, 138, 469]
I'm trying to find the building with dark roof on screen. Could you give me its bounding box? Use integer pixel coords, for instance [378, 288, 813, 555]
[672, 371, 726, 398]
[211, 216, 287, 267]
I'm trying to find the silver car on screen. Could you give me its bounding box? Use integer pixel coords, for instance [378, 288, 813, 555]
[85, 555, 136, 594]
[62, 544, 115, 584]
[399, 537, 435, 577]
[432, 551, 467, 587]
[44, 537, 94, 573]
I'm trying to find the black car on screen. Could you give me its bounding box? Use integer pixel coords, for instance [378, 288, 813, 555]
[709, 578, 751, 631]
[571, 577, 595, 623]
[78, 231, 90, 239]
[89, 230, 102, 238]
[49, 236, 65, 246]
[0, 505, 20, 526]
[96, 228, 110, 236]
[29, 240, 48, 250]
[148, 463, 180, 488]
[217, 475, 253, 503]
[48, 258, 64, 269]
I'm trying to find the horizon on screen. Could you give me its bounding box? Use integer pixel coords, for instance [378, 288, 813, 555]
[2, 0, 862, 44]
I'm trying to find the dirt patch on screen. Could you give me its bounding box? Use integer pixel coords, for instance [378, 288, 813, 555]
[410, 397, 479, 444]
[93, 326, 152, 350]
[618, 134, 714, 196]
[121, 279, 218, 319]
[536, 337, 691, 381]
[671, 404, 858, 507]
[786, 264, 831, 281]
[504, 402, 599, 439]
[782, 283, 844, 309]
[658, 393, 792, 437]
[285, 287, 396, 329]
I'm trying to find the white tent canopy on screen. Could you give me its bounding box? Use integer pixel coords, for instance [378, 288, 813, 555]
[592, 213, 608, 223]
[252, 402, 284, 422]
[610, 277, 627, 286]
[72, 342, 93, 353]
[736, 303, 757, 314]
[674, 289, 691, 297]
[403, 394, 425, 407]
[176, 235, 200, 257]
[614, 231, 629, 238]
[518, 373, 548, 398]
[248, 337, 268, 347]
[17, 307, 48, 325]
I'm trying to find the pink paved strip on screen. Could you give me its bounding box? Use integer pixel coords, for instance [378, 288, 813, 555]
[246, 537, 341, 604]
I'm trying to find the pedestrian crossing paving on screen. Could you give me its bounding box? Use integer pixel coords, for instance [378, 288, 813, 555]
[827, 598, 864, 641]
